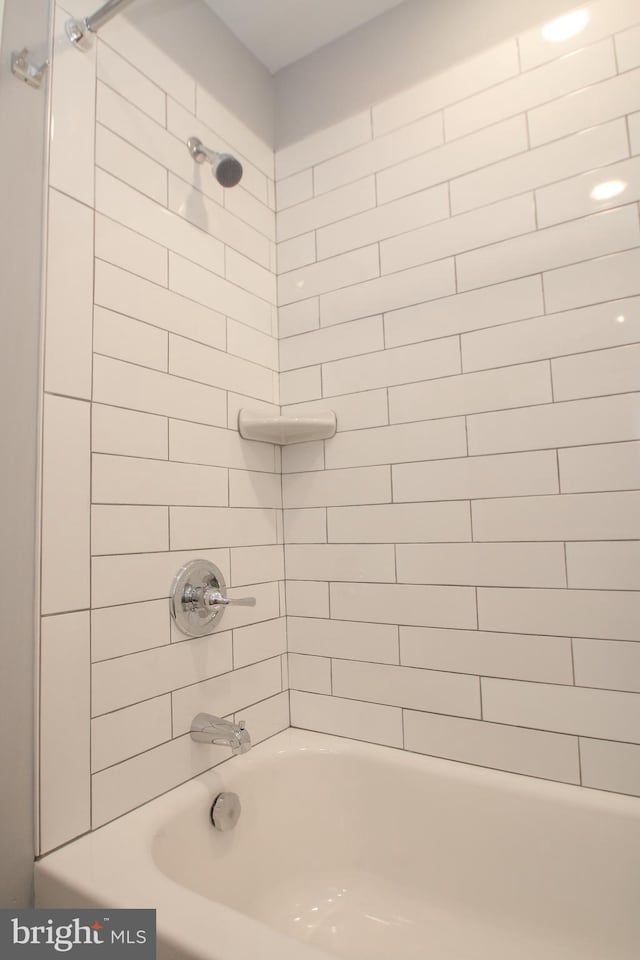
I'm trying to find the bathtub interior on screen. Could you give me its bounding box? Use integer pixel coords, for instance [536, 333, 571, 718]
[150, 735, 640, 960]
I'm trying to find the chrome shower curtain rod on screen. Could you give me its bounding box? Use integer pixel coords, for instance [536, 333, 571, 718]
[66, 0, 137, 48]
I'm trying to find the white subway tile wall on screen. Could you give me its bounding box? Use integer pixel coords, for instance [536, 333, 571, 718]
[278, 0, 640, 797]
[38, 3, 284, 854]
[39, 0, 640, 853]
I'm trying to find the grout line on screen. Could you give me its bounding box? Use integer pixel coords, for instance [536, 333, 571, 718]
[282, 637, 640, 671]
[288, 689, 640, 750]
[284, 460, 638, 487]
[88, 62, 99, 827]
[287, 387, 640, 435]
[282, 551, 639, 567]
[94, 346, 278, 399]
[278, 123, 636, 241]
[280, 280, 636, 344]
[96, 256, 275, 346]
[278, 47, 637, 191]
[612, 32, 621, 75]
[624, 113, 632, 155]
[540, 268, 549, 315]
[94, 624, 278, 675]
[283, 723, 595, 793]
[94, 217, 170, 287]
[577, 736, 583, 786]
[286, 257, 640, 343]
[90, 445, 278, 474]
[280, 225, 640, 305]
[98, 163, 276, 271]
[96, 37, 167, 106]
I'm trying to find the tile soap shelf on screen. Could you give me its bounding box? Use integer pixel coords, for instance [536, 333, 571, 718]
[238, 409, 336, 445]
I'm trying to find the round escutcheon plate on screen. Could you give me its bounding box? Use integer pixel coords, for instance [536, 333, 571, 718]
[170, 559, 227, 638]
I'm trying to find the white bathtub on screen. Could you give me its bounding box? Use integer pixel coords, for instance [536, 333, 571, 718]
[35, 729, 640, 960]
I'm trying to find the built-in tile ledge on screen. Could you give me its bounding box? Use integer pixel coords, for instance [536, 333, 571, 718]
[238, 409, 337, 445]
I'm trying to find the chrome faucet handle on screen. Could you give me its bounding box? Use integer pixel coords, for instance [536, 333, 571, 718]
[203, 590, 256, 608]
[233, 719, 251, 755]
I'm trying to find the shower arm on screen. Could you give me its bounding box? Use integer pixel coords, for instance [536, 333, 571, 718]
[66, 0, 137, 48]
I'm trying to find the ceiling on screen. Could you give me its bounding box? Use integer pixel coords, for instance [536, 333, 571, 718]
[204, 0, 407, 73]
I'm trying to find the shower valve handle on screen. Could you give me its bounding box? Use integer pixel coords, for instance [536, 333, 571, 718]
[204, 589, 256, 608]
[171, 559, 255, 638]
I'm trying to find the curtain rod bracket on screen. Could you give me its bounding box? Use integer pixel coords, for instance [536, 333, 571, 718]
[66, 1, 136, 49]
[11, 48, 49, 88]
[65, 19, 92, 50]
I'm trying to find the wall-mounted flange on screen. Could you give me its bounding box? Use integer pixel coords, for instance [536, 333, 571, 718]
[65, 19, 92, 50]
[11, 49, 49, 89]
[65, 1, 139, 49]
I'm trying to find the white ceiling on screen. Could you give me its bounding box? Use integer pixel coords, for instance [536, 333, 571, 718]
[203, 0, 407, 73]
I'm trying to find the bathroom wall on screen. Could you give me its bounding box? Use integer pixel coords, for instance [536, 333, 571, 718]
[275, 0, 580, 146]
[277, 0, 640, 795]
[0, 0, 50, 907]
[38, 0, 286, 855]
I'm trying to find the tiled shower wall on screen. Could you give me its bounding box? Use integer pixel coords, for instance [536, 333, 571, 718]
[278, 0, 640, 796]
[39, 2, 287, 854]
[39, 0, 640, 858]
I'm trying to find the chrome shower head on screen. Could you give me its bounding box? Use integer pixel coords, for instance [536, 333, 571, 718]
[187, 137, 243, 188]
[213, 153, 243, 188]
